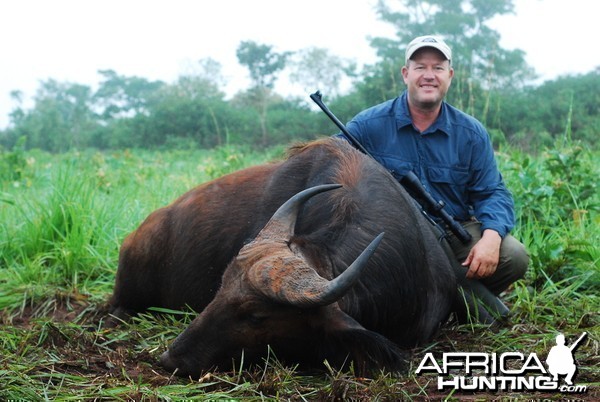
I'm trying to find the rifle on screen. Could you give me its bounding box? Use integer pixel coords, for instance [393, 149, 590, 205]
[310, 90, 509, 322]
[569, 332, 587, 352]
[310, 90, 472, 244]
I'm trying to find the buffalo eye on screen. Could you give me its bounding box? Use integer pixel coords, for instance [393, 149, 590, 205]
[237, 301, 270, 326]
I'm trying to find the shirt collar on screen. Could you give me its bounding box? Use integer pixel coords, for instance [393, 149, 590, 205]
[396, 91, 451, 136]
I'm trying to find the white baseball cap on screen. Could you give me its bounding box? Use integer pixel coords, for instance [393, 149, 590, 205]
[405, 35, 452, 64]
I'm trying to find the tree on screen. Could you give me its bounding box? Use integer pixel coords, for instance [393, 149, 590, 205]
[93, 70, 165, 121]
[7, 80, 97, 151]
[236, 41, 291, 145]
[159, 58, 229, 146]
[146, 62, 231, 148]
[8, 91, 25, 127]
[288, 47, 357, 97]
[495, 70, 600, 148]
[236, 41, 290, 89]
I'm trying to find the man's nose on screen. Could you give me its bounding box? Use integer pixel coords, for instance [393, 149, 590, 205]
[423, 68, 436, 79]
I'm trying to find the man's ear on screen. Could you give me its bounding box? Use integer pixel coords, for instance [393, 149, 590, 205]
[401, 65, 409, 83]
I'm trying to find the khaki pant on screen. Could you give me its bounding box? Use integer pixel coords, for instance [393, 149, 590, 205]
[444, 221, 529, 296]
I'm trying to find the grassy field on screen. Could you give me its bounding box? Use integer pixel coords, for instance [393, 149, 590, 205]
[0, 139, 598, 400]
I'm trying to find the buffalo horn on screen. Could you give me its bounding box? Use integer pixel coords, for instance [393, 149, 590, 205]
[249, 183, 385, 307]
[255, 184, 342, 241]
[299, 232, 385, 307]
[250, 232, 385, 307]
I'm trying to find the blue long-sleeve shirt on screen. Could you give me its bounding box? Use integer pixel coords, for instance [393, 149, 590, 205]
[335, 91, 515, 238]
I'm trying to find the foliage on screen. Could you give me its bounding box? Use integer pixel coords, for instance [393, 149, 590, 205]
[236, 41, 290, 90]
[0, 136, 28, 183]
[94, 69, 165, 120]
[144, 75, 230, 149]
[499, 137, 599, 292]
[3, 80, 99, 152]
[288, 47, 358, 97]
[494, 69, 600, 149]
[236, 40, 294, 146]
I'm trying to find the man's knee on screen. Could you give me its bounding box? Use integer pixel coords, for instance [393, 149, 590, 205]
[500, 235, 529, 281]
[481, 236, 529, 295]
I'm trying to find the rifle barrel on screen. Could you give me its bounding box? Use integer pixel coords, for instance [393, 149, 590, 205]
[310, 91, 370, 155]
[569, 332, 587, 351]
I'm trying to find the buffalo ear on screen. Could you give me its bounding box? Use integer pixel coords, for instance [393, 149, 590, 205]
[321, 306, 409, 376]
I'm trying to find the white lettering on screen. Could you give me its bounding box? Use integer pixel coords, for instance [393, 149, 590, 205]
[536, 376, 559, 390]
[497, 376, 516, 389]
[437, 376, 459, 390]
[415, 351, 586, 394]
[458, 376, 478, 390]
[432, 375, 586, 392]
[515, 376, 535, 389]
[444, 352, 467, 371]
[500, 352, 524, 375]
[560, 384, 588, 393]
[478, 375, 496, 390]
[464, 352, 489, 375]
[415, 353, 442, 374]
[522, 353, 546, 374]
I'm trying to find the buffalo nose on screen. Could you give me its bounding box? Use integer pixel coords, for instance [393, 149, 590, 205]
[160, 351, 177, 373]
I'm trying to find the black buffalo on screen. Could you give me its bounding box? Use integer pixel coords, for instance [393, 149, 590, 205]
[109, 138, 457, 377]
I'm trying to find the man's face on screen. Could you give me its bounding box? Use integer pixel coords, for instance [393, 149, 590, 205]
[402, 48, 454, 111]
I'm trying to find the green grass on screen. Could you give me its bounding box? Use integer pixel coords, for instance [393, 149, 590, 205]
[0, 145, 282, 314]
[0, 140, 598, 400]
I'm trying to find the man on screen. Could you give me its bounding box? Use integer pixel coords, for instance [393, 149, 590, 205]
[337, 35, 528, 318]
[546, 334, 577, 385]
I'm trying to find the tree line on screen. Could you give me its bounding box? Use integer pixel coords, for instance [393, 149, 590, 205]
[1, 0, 598, 153]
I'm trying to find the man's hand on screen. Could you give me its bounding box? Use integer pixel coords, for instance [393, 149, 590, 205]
[463, 229, 502, 279]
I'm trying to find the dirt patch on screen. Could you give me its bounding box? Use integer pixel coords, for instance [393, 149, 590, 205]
[3, 301, 598, 400]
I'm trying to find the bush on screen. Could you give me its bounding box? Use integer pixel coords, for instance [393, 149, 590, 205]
[500, 137, 599, 291]
[0, 136, 28, 183]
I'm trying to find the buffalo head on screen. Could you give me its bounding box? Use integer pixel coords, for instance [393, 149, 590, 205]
[159, 184, 405, 377]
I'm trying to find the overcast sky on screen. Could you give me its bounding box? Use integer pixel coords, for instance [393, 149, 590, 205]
[1, 0, 598, 129]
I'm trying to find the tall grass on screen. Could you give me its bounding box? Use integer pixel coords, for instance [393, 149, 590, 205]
[0, 145, 282, 313]
[499, 139, 599, 293]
